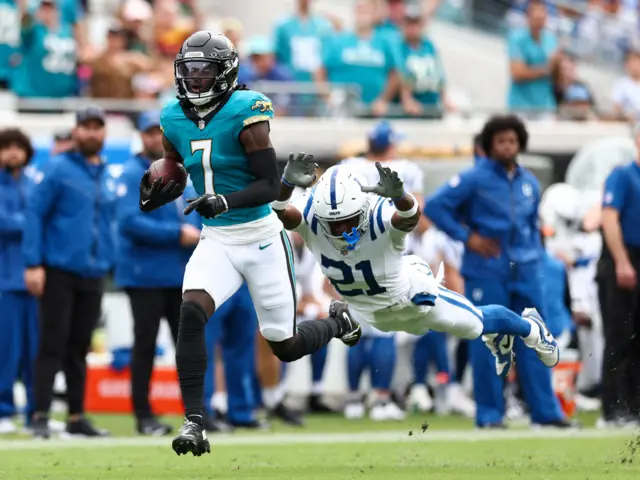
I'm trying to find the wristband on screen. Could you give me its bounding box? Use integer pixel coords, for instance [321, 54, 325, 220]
[271, 197, 291, 210]
[219, 195, 229, 213]
[396, 193, 419, 218]
[282, 176, 296, 188]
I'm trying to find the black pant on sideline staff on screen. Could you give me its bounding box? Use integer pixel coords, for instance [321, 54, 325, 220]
[125, 288, 181, 420]
[33, 267, 104, 415]
[598, 246, 640, 421]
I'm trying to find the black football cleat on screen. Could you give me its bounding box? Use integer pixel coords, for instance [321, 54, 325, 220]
[32, 416, 51, 440]
[172, 419, 211, 457]
[329, 300, 361, 347]
[269, 402, 304, 426]
[137, 417, 173, 436]
[308, 394, 337, 413]
[66, 417, 109, 437]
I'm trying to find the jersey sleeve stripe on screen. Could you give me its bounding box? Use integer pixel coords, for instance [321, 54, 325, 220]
[329, 168, 339, 209]
[368, 196, 384, 241]
[243, 115, 272, 127]
[375, 198, 387, 234]
[303, 189, 315, 222]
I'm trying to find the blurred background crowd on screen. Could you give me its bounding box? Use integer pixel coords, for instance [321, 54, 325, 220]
[1, 0, 640, 438]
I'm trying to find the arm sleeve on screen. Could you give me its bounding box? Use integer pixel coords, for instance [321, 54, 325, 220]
[424, 171, 476, 243]
[22, 162, 60, 267]
[602, 168, 626, 212]
[116, 170, 182, 246]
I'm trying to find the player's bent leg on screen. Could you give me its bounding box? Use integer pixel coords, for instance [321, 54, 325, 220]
[244, 231, 361, 363]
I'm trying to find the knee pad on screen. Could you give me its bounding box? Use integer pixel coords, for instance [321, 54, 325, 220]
[260, 326, 290, 343]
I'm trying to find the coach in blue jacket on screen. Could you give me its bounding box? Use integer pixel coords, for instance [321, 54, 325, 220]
[0, 129, 38, 433]
[22, 106, 113, 439]
[114, 111, 201, 435]
[425, 115, 566, 428]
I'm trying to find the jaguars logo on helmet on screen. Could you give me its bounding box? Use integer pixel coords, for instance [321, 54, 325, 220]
[174, 31, 240, 108]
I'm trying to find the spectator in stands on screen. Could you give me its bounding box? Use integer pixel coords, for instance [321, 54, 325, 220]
[273, 0, 333, 82]
[23, 106, 113, 439]
[0, 129, 38, 435]
[507, 1, 561, 116]
[221, 17, 243, 55]
[114, 111, 200, 436]
[0, 0, 20, 90]
[13, 0, 79, 98]
[395, 5, 447, 118]
[238, 36, 293, 113]
[551, 53, 596, 121]
[599, 129, 640, 426]
[316, 0, 402, 116]
[611, 44, 640, 121]
[119, 0, 154, 55]
[87, 22, 153, 99]
[425, 115, 568, 428]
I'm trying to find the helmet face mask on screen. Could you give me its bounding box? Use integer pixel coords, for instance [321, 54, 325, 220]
[314, 168, 371, 254]
[174, 31, 239, 108]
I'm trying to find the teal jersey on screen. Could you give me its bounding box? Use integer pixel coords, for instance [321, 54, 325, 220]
[273, 14, 333, 82]
[323, 31, 400, 105]
[399, 37, 445, 107]
[507, 28, 557, 111]
[14, 22, 77, 97]
[161, 90, 275, 228]
[0, 0, 20, 83]
[27, 0, 82, 26]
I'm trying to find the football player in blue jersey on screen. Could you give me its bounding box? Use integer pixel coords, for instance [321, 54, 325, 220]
[137, 31, 362, 457]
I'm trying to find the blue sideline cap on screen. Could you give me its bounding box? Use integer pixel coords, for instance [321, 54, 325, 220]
[368, 121, 405, 151]
[137, 110, 162, 132]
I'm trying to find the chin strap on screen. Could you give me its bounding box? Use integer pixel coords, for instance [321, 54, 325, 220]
[341, 227, 360, 251]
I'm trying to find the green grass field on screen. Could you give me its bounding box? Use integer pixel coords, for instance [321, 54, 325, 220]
[0, 413, 639, 479]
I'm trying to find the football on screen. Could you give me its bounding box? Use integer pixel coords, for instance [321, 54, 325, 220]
[147, 158, 188, 190]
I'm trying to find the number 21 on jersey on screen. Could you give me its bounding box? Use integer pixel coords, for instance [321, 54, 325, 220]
[191, 139, 215, 194]
[321, 255, 386, 297]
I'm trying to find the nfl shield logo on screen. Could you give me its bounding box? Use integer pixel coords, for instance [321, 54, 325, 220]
[198, 119, 205, 130]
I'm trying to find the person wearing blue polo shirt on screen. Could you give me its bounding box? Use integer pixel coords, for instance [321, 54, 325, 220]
[425, 115, 567, 428]
[507, 1, 560, 115]
[316, 0, 401, 115]
[273, 0, 333, 82]
[114, 111, 201, 436]
[23, 106, 112, 439]
[599, 129, 640, 426]
[0, 129, 37, 434]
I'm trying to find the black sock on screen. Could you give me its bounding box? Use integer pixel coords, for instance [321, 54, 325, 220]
[279, 318, 341, 362]
[176, 301, 208, 424]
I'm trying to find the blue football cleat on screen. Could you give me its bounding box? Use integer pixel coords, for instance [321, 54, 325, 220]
[482, 333, 514, 378]
[522, 308, 560, 368]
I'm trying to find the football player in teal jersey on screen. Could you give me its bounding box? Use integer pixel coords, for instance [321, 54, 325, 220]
[137, 31, 362, 457]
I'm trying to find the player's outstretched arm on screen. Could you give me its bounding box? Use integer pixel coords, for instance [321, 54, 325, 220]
[361, 162, 421, 232]
[272, 152, 318, 231]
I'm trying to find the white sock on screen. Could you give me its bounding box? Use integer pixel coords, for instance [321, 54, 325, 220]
[522, 318, 541, 347]
[311, 382, 323, 396]
[262, 386, 284, 410]
[212, 392, 227, 414]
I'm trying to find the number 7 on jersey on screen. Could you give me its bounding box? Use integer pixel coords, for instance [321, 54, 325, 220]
[191, 139, 214, 194]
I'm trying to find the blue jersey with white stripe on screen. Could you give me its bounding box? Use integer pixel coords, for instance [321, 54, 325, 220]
[160, 90, 275, 227]
[293, 191, 411, 313]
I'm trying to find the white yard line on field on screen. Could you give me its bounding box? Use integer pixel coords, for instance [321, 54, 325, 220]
[0, 428, 636, 451]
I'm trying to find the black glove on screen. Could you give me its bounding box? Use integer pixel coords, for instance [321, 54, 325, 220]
[139, 171, 184, 212]
[183, 194, 229, 219]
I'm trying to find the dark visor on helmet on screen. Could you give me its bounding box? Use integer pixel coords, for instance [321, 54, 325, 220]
[176, 60, 220, 94]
